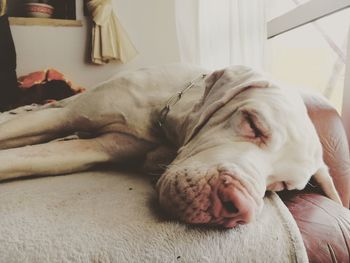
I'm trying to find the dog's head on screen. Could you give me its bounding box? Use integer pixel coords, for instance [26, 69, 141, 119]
[156, 66, 340, 228]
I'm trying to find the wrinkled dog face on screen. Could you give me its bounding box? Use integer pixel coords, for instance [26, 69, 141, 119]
[157, 66, 332, 228]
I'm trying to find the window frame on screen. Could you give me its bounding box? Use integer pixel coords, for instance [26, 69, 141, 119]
[267, 0, 350, 39]
[342, 27, 350, 136]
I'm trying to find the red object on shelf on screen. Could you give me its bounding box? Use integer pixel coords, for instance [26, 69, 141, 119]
[25, 3, 54, 18]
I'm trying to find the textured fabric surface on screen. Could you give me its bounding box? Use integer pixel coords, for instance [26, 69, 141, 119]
[12, 69, 85, 108]
[0, 170, 308, 263]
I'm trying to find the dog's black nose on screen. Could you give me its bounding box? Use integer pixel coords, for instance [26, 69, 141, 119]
[222, 201, 238, 214]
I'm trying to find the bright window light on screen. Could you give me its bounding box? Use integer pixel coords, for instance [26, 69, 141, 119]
[266, 1, 349, 113]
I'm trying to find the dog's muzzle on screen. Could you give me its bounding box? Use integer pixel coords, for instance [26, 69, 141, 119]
[156, 165, 263, 228]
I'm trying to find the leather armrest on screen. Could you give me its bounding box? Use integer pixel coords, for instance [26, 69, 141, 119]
[280, 95, 350, 263]
[280, 192, 350, 263]
[304, 94, 350, 208]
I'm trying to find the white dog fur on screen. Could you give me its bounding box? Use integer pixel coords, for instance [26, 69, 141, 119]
[0, 64, 341, 228]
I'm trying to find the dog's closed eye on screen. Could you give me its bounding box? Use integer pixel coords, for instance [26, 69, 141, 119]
[243, 111, 264, 138]
[238, 109, 270, 145]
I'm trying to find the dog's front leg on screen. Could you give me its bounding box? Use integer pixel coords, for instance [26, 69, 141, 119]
[0, 107, 72, 149]
[0, 133, 155, 181]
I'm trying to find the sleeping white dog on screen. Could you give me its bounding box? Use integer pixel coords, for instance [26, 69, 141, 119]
[0, 64, 341, 228]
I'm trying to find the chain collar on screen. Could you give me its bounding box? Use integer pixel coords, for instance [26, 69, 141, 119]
[158, 74, 207, 128]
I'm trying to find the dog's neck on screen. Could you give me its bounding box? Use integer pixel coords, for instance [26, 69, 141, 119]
[160, 86, 204, 147]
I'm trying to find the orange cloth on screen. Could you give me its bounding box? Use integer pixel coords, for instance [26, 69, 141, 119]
[18, 69, 84, 93]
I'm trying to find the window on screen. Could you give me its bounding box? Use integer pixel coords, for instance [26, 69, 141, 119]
[266, 0, 310, 21]
[266, 0, 350, 113]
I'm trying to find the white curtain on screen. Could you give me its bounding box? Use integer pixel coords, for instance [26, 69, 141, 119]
[87, 0, 138, 65]
[0, 0, 6, 16]
[175, 0, 266, 70]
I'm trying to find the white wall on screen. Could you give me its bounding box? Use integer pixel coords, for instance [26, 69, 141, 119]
[10, 0, 180, 88]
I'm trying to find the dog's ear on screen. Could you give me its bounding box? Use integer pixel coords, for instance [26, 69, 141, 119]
[313, 166, 342, 205]
[183, 66, 270, 145]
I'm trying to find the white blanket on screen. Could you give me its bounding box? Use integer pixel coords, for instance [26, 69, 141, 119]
[0, 169, 308, 263]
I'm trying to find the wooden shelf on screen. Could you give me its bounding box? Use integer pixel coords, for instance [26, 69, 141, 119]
[9, 17, 82, 27]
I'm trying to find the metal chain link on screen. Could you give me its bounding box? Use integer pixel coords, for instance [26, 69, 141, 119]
[158, 73, 207, 127]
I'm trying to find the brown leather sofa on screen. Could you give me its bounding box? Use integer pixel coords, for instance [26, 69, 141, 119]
[279, 95, 350, 263]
